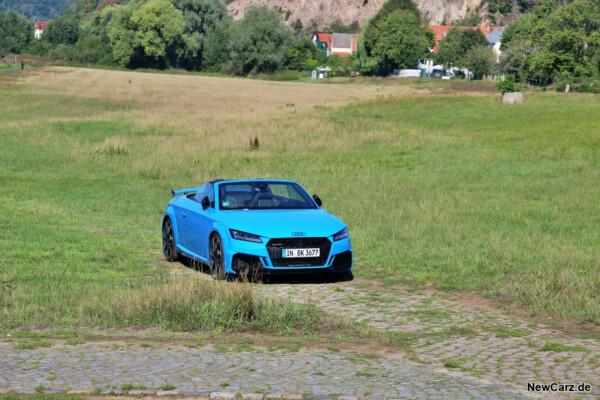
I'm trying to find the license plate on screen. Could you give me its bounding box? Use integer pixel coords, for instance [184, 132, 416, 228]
[282, 248, 320, 258]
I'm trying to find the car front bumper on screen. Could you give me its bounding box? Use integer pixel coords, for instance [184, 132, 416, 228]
[225, 236, 353, 275]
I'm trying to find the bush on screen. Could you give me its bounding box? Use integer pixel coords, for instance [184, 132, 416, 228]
[49, 44, 73, 61]
[72, 37, 111, 64]
[556, 77, 600, 93]
[496, 75, 523, 93]
[555, 78, 572, 92]
[577, 78, 600, 94]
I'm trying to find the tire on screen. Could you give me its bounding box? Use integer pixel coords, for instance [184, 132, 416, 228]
[162, 218, 179, 262]
[209, 233, 225, 280]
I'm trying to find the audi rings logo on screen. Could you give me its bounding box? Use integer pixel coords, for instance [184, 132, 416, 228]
[292, 232, 306, 236]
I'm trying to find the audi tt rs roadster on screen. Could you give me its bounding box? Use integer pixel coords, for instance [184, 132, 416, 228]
[162, 179, 353, 279]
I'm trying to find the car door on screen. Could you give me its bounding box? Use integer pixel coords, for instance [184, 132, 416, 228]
[175, 184, 206, 255]
[185, 183, 217, 261]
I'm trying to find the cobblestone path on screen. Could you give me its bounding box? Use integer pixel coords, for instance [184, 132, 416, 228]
[256, 281, 600, 399]
[0, 343, 530, 399]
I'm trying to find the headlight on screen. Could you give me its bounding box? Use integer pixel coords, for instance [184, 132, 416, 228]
[229, 229, 262, 243]
[333, 227, 349, 241]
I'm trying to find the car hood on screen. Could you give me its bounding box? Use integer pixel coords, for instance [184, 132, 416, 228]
[219, 209, 346, 239]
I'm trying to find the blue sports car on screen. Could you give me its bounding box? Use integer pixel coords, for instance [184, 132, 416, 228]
[162, 179, 353, 280]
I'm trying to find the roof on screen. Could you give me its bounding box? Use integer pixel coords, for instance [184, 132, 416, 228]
[35, 22, 48, 30]
[313, 32, 332, 50]
[313, 32, 358, 53]
[486, 28, 505, 45]
[332, 33, 354, 50]
[427, 25, 505, 53]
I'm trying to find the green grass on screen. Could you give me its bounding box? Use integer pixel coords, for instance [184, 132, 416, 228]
[0, 63, 32, 71]
[442, 358, 464, 369]
[1, 72, 599, 328]
[540, 341, 589, 352]
[13, 340, 51, 350]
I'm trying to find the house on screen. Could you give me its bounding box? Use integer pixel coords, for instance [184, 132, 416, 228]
[35, 22, 48, 39]
[312, 32, 358, 57]
[428, 25, 505, 53]
[312, 32, 332, 56]
[486, 28, 505, 61]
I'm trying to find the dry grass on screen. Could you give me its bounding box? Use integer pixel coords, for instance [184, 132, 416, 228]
[12, 67, 486, 178]
[18, 67, 410, 125]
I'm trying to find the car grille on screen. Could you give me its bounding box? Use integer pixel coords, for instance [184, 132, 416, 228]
[266, 237, 331, 267]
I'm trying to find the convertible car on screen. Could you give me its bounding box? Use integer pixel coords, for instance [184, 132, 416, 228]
[162, 179, 353, 279]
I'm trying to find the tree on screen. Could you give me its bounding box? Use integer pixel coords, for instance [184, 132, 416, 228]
[229, 6, 293, 75]
[107, 0, 184, 68]
[325, 19, 360, 34]
[202, 17, 232, 71]
[0, 0, 71, 20]
[172, 0, 227, 70]
[435, 28, 489, 68]
[364, 0, 420, 55]
[0, 10, 34, 57]
[286, 38, 320, 70]
[369, 9, 432, 70]
[355, 19, 377, 73]
[72, 36, 111, 63]
[43, 13, 80, 46]
[291, 18, 303, 35]
[499, 0, 600, 83]
[463, 45, 496, 78]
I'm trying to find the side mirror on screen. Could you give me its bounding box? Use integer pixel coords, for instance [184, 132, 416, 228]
[201, 196, 210, 210]
[312, 194, 322, 207]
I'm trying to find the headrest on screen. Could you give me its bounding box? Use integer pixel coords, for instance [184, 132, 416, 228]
[257, 191, 273, 200]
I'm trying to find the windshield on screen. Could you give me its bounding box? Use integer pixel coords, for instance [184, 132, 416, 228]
[218, 181, 317, 210]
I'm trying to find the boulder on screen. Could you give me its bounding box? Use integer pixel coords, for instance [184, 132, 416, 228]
[502, 91, 524, 104]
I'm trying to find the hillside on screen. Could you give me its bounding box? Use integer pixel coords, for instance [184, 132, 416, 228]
[5, 0, 487, 26]
[226, 0, 486, 27]
[0, 0, 73, 19]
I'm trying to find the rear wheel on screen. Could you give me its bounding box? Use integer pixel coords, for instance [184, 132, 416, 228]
[162, 218, 179, 262]
[209, 234, 225, 280]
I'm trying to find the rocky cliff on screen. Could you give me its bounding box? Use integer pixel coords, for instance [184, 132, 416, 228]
[226, 0, 487, 27]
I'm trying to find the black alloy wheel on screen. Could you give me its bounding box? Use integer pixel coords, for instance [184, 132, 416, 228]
[162, 218, 179, 262]
[209, 234, 225, 280]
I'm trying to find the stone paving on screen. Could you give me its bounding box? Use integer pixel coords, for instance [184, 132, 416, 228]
[2, 272, 599, 399]
[0, 343, 531, 399]
[256, 281, 600, 399]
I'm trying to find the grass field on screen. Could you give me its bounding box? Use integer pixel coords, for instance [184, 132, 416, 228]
[1, 67, 599, 328]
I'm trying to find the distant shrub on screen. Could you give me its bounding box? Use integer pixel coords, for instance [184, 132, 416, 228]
[72, 37, 110, 64]
[577, 78, 600, 93]
[49, 44, 73, 61]
[556, 77, 600, 93]
[496, 75, 523, 93]
[305, 59, 318, 71]
[250, 70, 310, 81]
[555, 78, 572, 92]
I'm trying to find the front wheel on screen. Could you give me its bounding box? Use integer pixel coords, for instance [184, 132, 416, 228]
[209, 234, 225, 280]
[162, 218, 179, 262]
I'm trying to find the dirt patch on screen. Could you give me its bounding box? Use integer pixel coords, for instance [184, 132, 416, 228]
[0, 331, 405, 359]
[445, 80, 497, 93]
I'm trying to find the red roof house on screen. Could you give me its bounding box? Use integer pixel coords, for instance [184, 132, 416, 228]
[428, 25, 505, 53]
[35, 21, 48, 39]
